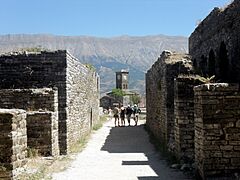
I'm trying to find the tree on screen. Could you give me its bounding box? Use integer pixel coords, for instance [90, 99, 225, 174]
[130, 94, 141, 105]
[111, 88, 126, 97]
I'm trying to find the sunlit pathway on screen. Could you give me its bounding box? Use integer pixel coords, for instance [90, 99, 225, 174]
[52, 118, 190, 180]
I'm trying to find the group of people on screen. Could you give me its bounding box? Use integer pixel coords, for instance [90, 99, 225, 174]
[111, 104, 140, 127]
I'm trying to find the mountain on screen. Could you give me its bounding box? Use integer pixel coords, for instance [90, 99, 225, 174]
[0, 34, 188, 95]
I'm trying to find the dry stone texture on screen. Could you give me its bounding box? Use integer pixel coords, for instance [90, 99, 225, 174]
[189, 0, 240, 82]
[26, 111, 59, 157]
[194, 83, 240, 178]
[0, 109, 27, 180]
[0, 50, 100, 155]
[146, 51, 192, 148]
[174, 76, 201, 163]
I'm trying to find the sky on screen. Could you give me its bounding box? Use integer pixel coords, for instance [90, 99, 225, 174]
[0, 0, 231, 37]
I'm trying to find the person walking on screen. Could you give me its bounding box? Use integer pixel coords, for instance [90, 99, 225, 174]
[113, 105, 120, 127]
[120, 105, 125, 126]
[125, 105, 133, 126]
[132, 104, 139, 126]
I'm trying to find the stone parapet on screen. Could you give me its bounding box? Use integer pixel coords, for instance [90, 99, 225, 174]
[0, 109, 27, 179]
[194, 83, 240, 178]
[146, 51, 192, 148]
[174, 76, 201, 163]
[26, 111, 59, 157]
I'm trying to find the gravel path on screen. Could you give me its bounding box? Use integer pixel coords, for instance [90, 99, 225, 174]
[52, 118, 190, 180]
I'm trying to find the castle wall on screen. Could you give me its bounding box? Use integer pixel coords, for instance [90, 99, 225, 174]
[0, 50, 100, 154]
[194, 83, 240, 178]
[174, 76, 201, 163]
[0, 88, 59, 157]
[0, 109, 27, 179]
[66, 53, 100, 151]
[26, 111, 59, 157]
[146, 51, 192, 147]
[189, 0, 240, 82]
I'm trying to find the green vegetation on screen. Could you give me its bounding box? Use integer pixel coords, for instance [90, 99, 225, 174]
[18, 115, 109, 179]
[111, 88, 126, 97]
[27, 148, 39, 158]
[85, 63, 96, 71]
[130, 94, 141, 105]
[93, 115, 109, 131]
[197, 75, 215, 84]
[69, 136, 89, 154]
[20, 46, 47, 52]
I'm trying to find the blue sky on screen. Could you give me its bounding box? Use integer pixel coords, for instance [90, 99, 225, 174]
[0, 0, 230, 37]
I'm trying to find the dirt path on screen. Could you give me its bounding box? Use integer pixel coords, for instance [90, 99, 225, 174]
[52, 118, 190, 180]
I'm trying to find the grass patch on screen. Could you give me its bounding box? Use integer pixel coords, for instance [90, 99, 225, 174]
[93, 115, 109, 131]
[69, 136, 89, 154]
[27, 148, 39, 158]
[144, 125, 178, 165]
[19, 115, 110, 179]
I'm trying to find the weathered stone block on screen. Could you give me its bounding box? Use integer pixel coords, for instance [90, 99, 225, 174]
[0, 109, 27, 179]
[194, 83, 240, 178]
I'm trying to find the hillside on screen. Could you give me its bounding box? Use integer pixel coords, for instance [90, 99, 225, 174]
[0, 34, 188, 95]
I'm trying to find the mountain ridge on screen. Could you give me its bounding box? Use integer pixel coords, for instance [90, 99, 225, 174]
[0, 34, 188, 95]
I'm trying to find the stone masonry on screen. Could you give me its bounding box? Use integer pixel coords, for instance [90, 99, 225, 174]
[189, 0, 240, 82]
[146, 51, 192, 148]
[174, 76, 201, 163]
[26, 111, 59, 157]
[0, 109, 27, 180]
[0, 88, 59, 157]
[194, 83, 240, 178]
[0, 50, 100, 155]
[146, 1, 240, 178]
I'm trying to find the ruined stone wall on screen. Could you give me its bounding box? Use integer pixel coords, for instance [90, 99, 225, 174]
[0, 88, 59, 157]
[189, 0, 240, 82]
[174, 76, 201, 163]
[27, 111, 59, 157]
[0, 88, 57, 112]
[0, 51, 67, 154]
[146, 51, 192, 146]
[66, 53, 100, 151]
[0, 109, 27, 179]
[194, 83, 240, 178]
[0, 50, 99, 154]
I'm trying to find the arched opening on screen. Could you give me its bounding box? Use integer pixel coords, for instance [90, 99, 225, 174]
[208, 49, 216, 76]
[219, 41, 229, 81]
[199, 55, 207, 76]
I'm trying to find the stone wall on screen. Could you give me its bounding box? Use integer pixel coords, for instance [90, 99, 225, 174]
[174, 76, 201, 163]
[0, 88, 59, 157]
[194, 83, 240, 178]
[0, 50, 100, 154]
[66, 53, 100, 151]
[27, 111, 59, 157]
[146, 51, 192, 147]
[0, 109, 27, 179]
[189, 0, 240, 82]
[0, 88, 57, 112]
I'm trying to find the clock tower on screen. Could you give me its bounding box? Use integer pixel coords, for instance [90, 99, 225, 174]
[116, 70, 129, 90]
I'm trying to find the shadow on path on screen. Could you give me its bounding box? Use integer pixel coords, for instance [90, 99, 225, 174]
[101, 124, 192, 180]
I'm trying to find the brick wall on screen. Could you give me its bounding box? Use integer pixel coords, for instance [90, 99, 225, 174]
[0, 109, 27, 179]
[0, 88, 57, 112]
[174, 76, 201, 163]
[146, 51, 192, 147]
[27, 111, 59, 157]
[189, 0, 240, 82]
[66, 53, 100, 152]
[0, 88, 59, 157]
[0, 50, 100, 154]
[194, 83, 240, 178]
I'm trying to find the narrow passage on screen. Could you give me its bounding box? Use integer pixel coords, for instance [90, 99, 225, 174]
[52, 118, 189, 180]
